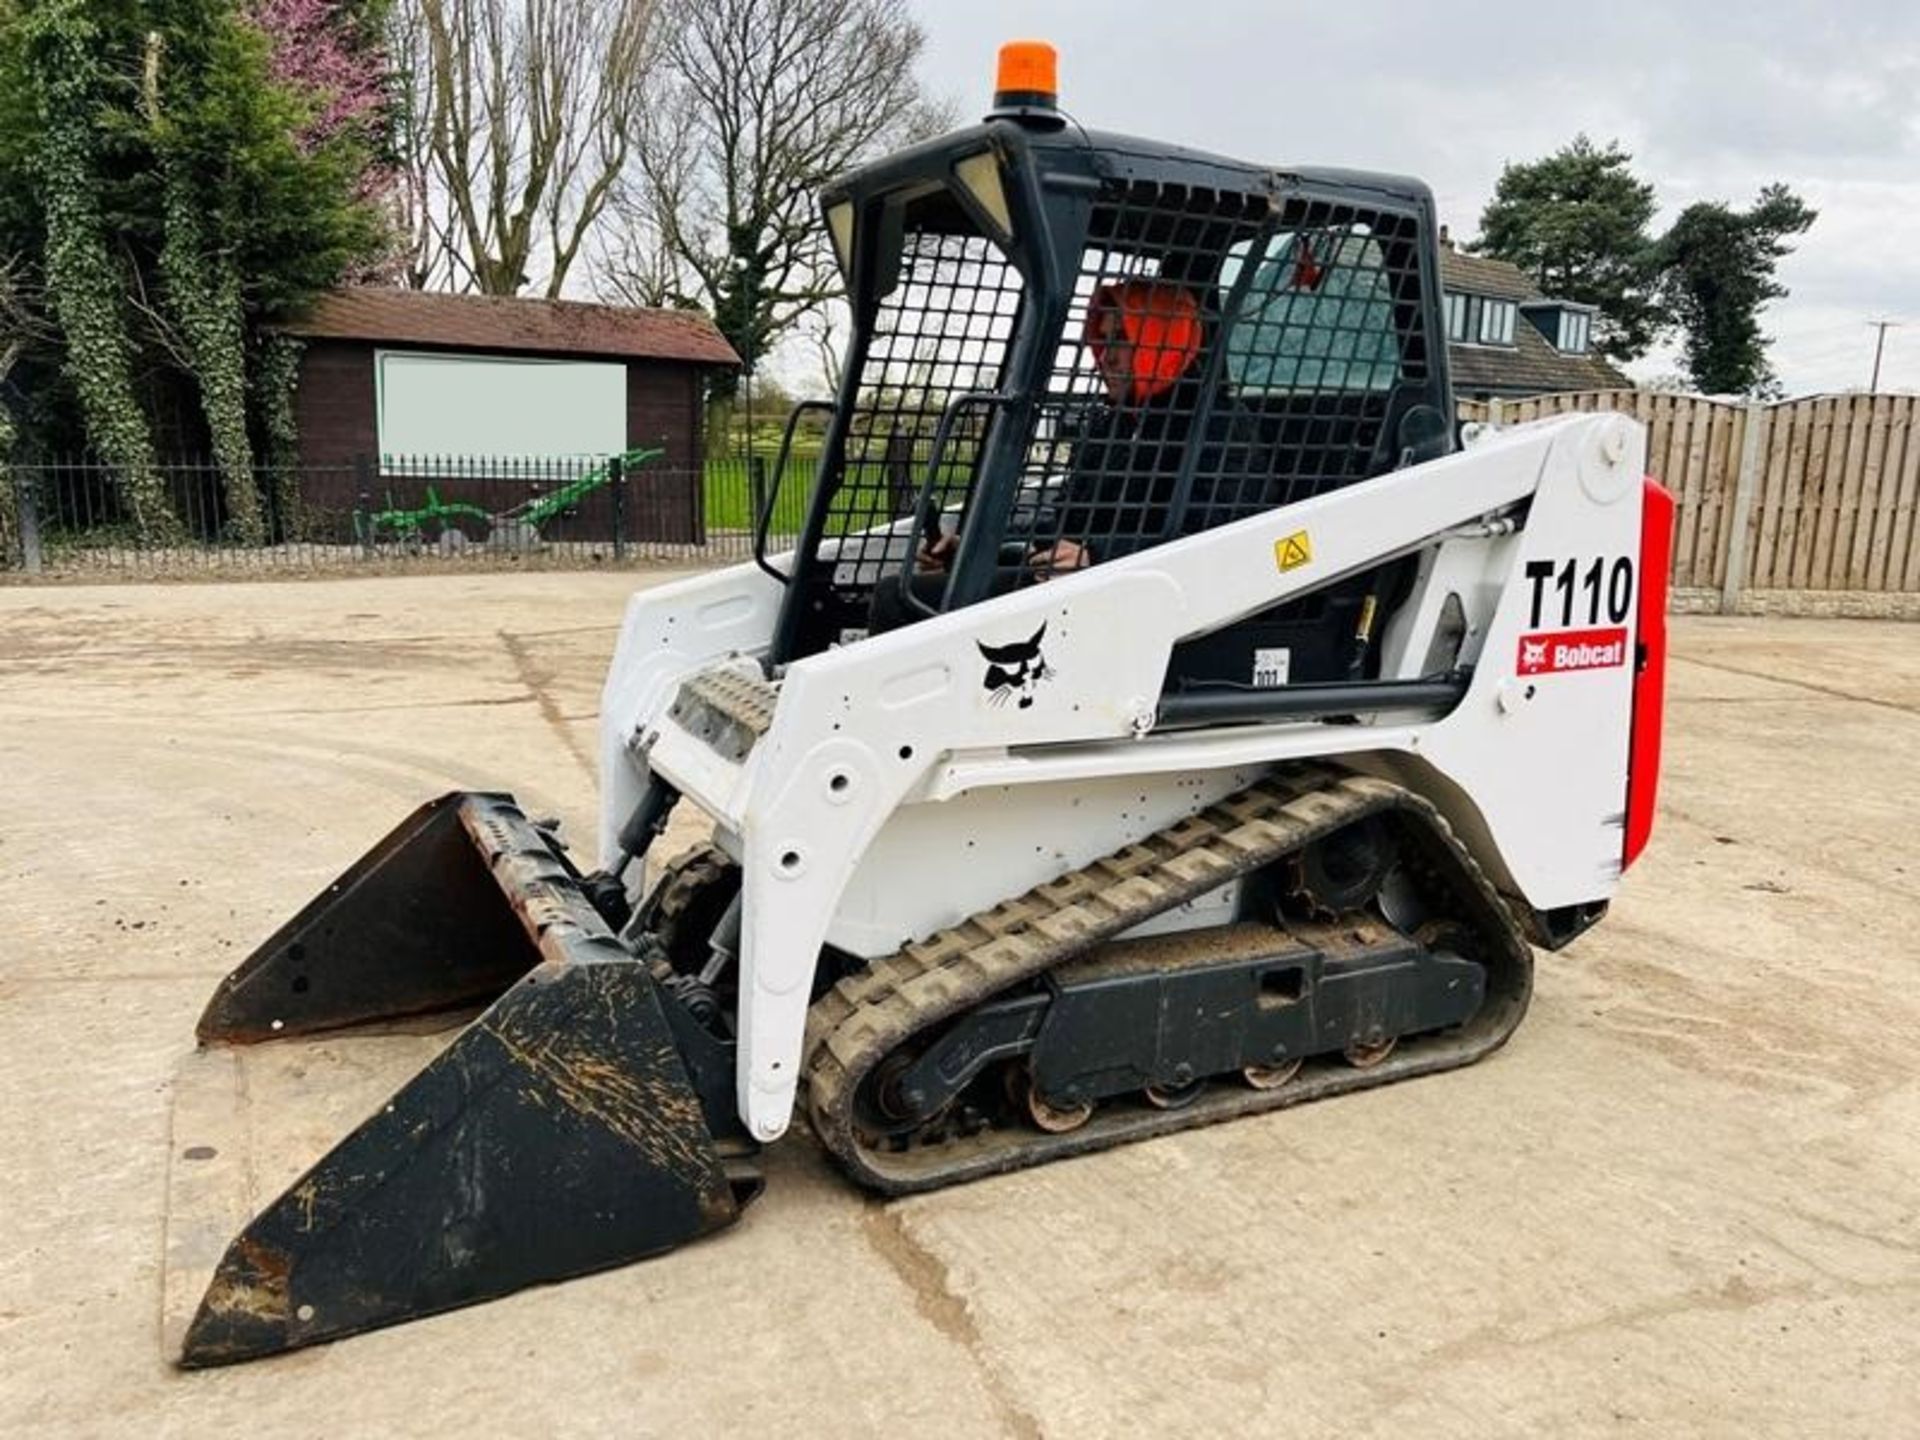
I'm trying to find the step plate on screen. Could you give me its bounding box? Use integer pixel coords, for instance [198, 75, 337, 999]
[667, 666, 778, 763]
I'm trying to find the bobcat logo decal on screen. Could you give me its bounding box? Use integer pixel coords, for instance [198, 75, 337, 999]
[1520, 637, 1549, 671]
[978, 623, 1052, 709]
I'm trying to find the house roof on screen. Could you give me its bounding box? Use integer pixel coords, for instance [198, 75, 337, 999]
[1448, 319, 1632, 395]
[278, 288, 742, 367]
[1437, 248, 1630, 395]
[1437, 249, 1540, 304]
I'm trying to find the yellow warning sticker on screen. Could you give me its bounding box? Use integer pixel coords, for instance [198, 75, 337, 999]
[1275, 530, 1313, 572]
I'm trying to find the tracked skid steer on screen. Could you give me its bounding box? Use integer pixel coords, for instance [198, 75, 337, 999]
[164, 43, 1672, 1365]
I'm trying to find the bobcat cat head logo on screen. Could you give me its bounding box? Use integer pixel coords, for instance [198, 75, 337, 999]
[978, 623, 1052, 708]
[1521, 638, 1548, 670]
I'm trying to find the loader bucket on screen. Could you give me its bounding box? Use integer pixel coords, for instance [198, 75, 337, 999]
[196, 793, 558, 1043]
[164, 793, 759, 1368]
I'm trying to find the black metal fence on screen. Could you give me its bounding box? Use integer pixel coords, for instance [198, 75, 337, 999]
[0, 452, 812, 579]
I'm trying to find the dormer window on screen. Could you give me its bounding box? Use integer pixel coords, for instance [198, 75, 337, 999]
[1519, 301, 1596, 355]
[1438, 242, 1623, 398]
[1443, 292, 1517, 346]
[1477, 298, 1515, 346]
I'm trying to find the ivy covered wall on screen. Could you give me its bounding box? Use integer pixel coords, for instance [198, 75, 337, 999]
[0, 0, 393, 542]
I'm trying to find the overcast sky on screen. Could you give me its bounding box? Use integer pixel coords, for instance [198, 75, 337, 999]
[903, 0, 1920, 396]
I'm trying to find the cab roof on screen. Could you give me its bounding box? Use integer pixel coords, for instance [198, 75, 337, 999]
[822, 117, 1436, 216]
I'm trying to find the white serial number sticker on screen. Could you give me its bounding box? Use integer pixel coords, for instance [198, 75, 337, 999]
[1252, 647, 1292, 688]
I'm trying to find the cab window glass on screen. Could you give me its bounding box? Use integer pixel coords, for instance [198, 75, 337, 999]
[1221, 229, 1402, 393]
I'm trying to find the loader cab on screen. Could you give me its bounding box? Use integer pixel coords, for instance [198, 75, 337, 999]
[764, 103, 1454, 684]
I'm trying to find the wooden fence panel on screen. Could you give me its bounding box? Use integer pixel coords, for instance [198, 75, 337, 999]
[1796, 398, 1835, 589]
[1724, 404, 1768, 601]
[1665, 397, 1698, 585]
[1873, 400, 1913, 590]
[1781, 399, 1808, 589]
[1751, 400, 1786, 588]
[1757, 398, 1809, 588]
[1802, 396, 1838, 587]
[1781, 397, 1812, 587]
[1674, 400, 1704, 586]
[1646, 393, 1674, 512]
[1827, 396, 1871, 589]
[1892, 399, 1920, 591]
[1830, 395, 1861, 587]
[1850, 396, 1890, 590]
[1700, 402, 1737, 588]
[1452, 388, 1920, 600]
[1683, 401, 1716, 586]
[1838, 394, 1869, 588]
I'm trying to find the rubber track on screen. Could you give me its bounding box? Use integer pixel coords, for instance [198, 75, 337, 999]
[638, 843, 735, 943]
[802, 766, 1534, 1195]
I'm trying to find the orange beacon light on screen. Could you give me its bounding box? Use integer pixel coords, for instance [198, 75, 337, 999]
[993, 40, 1058, 112]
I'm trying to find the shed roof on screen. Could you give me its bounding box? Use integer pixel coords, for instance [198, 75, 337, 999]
[278, 288, 741, 367]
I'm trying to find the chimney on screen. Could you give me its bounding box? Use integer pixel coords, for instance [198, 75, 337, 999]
[1438, 224, 1455, 252]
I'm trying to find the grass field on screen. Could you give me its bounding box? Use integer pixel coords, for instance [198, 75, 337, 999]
[701, 454, 951, 538]
[701, 456, 815, 533]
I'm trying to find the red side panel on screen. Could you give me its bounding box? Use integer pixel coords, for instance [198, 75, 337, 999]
[1624, 478, 1674, 869]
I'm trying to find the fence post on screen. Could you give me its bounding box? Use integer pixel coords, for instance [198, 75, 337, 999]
[14, 467, 43, 575]
[1487, 396, 1505, 428]
[354, 455, 373, 557]
[262, 462, 280, 548]
[749, 455, 768, 536]
[1720, 401, 1768, 615]
[609, 454, 627, 561]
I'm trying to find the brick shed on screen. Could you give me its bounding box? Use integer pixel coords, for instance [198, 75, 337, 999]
[276, 288, 739, 544]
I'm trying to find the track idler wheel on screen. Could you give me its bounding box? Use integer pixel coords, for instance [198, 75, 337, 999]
[1342, 1036, 1398, 1069]
[1143, 1077, 1205, 1110]
[1018, 1072, 1093, 1134]
[856, 1048, 951, 1141]
[1241, 1057, 1304, 1090]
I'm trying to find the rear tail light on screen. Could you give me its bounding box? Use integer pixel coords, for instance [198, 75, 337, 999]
[1623, 477, 1674, 869]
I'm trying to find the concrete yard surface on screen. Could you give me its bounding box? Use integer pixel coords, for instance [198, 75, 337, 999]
[1, 572, 1917, 1438]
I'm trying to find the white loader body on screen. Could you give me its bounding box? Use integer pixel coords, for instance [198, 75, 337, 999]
[599, 411, 1652, 1141]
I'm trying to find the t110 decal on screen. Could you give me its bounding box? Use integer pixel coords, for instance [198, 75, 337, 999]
[1524, 556, 1635, 630]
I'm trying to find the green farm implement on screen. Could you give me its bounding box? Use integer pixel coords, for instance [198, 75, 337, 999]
[353, 447, 665, 551]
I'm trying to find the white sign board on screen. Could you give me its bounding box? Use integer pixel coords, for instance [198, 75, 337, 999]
[375, 351, 626, 462]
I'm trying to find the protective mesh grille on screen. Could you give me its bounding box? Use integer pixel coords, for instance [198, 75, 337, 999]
[815, 178, 1432, 627]
[822, 229, 1024, 593]
[1006, 184, 1429, 583]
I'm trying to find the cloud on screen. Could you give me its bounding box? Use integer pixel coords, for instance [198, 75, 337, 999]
[908, 0, 1920, 393]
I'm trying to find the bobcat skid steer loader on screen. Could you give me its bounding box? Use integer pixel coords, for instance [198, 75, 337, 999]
[163, 42, 1671, 1365]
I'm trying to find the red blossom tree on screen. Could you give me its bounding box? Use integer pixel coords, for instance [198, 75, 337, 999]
[251, 0, 401, 279]
[251, 0, 388, 149]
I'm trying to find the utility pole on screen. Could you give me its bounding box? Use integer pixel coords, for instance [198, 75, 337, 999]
[1868, 319, 1900, 394]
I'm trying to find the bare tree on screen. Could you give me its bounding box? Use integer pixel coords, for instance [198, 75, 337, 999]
[0, 255, 41, 380]
[386, 0, 459, 289]
[0, 255, 61, 414]
[605, 0, 952, 399]
[803, 303, 848, 398]
[0, 255, 52, 562]
[391, 0, 656, 297]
